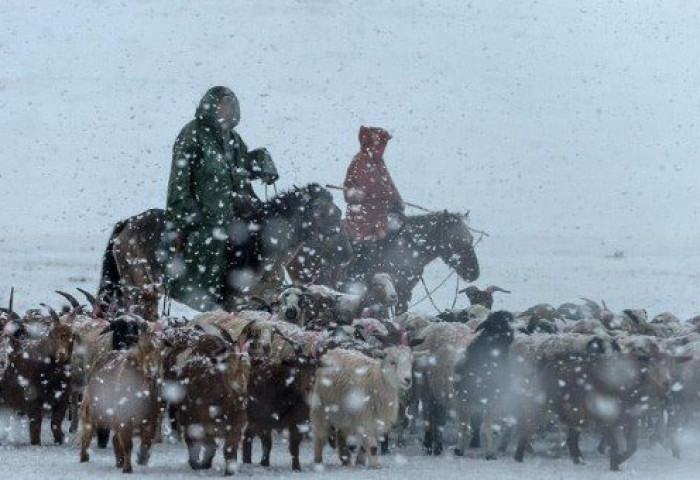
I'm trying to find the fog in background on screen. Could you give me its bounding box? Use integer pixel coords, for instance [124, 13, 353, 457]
[1, 0, 699, 314]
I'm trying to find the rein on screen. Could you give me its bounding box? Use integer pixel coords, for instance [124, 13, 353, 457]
[409, 272, 456, 312]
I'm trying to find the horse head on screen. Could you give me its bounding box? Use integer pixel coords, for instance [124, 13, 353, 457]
[432, 211, 480, 282]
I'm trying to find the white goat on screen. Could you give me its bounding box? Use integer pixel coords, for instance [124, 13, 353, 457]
[311, 346, 413, 467]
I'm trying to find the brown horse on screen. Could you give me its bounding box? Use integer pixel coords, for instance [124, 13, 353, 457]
[287, 211, 479, 314]
[98, 184, 351, 318]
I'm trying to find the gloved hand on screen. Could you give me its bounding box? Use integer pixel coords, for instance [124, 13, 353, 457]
[254, 148, 279, 185]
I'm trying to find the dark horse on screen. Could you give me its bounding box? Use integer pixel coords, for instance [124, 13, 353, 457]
[98, 184, 351, 319]
[287, 211, 480, 314]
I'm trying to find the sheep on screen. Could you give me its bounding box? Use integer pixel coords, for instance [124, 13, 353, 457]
[79, 325, 162, 474]
[311, 346, 413, 467]
[174, 334, 250, 475]
[412, 322, 475, 455]
[394, 311, 435, 344]
[557, 298, 603, 321]
[276, 272, 398, 330]
[453, 311, 515, 459]
[0, 306, 76, 445]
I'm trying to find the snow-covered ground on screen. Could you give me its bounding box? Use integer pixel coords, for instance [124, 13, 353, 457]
[2, 0, 700, 478]
[2, 415, 700, 480]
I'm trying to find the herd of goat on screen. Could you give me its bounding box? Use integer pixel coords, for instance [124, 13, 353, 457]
[2, 277, 700, 475]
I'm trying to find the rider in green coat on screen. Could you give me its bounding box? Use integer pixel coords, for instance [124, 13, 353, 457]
[163, 86, 278, 311]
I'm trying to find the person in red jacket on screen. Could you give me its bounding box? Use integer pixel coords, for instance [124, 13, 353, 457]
[344, 126, 405, 244]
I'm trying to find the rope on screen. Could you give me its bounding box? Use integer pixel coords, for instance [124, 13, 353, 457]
[451, 275, 460, 309]
[408, 272, 455, 312]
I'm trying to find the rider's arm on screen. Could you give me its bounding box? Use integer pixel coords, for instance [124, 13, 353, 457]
[235, 132, 278, 185]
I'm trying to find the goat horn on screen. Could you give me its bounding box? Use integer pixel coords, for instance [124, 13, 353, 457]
[55, 290, 81, 309]
[40, 303, 61, 323]
[8, 286, 15, 319]
[214, 324, 237, 347]
[580, 297, 599, 308]
[486, 285, 511, 294]
[76, 288, 98, 306]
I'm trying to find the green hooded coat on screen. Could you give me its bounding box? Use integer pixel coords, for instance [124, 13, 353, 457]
[163, 86, 278, 310]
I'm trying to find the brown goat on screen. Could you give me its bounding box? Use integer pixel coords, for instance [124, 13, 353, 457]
[242, 356, 317, 471]
[79, 327, 161, 474]
[174, 335, 250, 475]
[0, 311, 75, 445]
[514, 347, 684, 470]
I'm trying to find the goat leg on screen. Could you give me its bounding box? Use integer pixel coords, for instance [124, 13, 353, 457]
[482, 410, 496, 460]
[28, 405, 43, 446]
[69, 391, 81, 434]
[514, 423, 533, 463]
[113, 432, 125, 469]
[470, 412, 483, 448]
[242, 426, 254, 464]
[606, 427, 624, 471]
[50, 399, 68, 445]
[336, 431, 351, 466]
[120, 430, 134, 474]
[224, 423, 242, 476]
[260, 430, 272, 467]
[289, 424, 303, 471]
[79, 421, 93, 463]
[365, 434, 380, 468]
[566, 427, 584, 464]
[616, 419, 639, 466]
[380, 434, 390, 455]
[137, 422, 154, 466]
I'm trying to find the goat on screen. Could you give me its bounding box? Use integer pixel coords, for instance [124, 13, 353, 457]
[242, 353, 317, 471]
[453, 311, 515, 459]
[67, 311, 143, 445]
[0, 306, 75, 445]
[412, 322, 475, 455]
[79, 325, 162, 473]
[174, 334, 250, 475]
[311, 346, 413, 468]
[513, 334, 685, 470]
[459, 285, 510, 309]
[276, 272, 398, 330]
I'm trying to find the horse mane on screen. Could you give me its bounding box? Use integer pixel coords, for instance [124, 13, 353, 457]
[403, 210, 466, 231]
[261, 183, 330, 219]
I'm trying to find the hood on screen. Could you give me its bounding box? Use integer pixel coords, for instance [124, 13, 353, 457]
[195, 86, 240, 129]
[358, 125, 391, 159]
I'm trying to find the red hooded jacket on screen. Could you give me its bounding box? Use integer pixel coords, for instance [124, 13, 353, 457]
[344, 126, 403, 243]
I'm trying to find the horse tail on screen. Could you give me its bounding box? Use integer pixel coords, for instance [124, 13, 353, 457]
[97, 219, 128, 306]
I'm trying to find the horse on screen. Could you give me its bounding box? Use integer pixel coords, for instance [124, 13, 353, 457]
[98, 184, 351, 319]
[287, 211, 480, 314]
